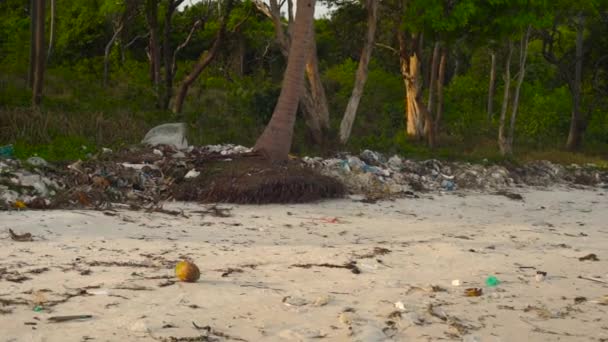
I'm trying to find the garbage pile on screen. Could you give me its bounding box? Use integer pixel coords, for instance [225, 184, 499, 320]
[1, 139, 607, 210]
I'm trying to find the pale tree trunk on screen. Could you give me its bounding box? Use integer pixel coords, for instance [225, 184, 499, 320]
[172, 20, 202, 75]
[498, 40, 513, 155]
[254, 0, 316, 162]
[398, 32, 426, 139]
[487, 51, 496, 121]
[505, 26, 531, 153]
[253, 0, 329, 144]
[103, 21, 124, 87]
[339, 0, 379, 144]
[431, 46, 447, 147]
[32, 0, 45, 107]
[566, 13, 585, 150]
[172, 0, 234, 114]
[424, 41, 440, 141]
[305, 36, 330, 131]
[47, 0, 55, 62]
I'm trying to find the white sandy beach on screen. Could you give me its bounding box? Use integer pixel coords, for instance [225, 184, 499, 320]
[1, 188, 607, 341]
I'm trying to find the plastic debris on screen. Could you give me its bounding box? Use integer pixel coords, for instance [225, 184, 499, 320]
[485, 276, 500, 287]
[451, 279, 462, 286]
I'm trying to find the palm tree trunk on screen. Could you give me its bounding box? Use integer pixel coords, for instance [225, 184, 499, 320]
[47, 0, 55, 62]
[254, 0, 316, 161]
[28, 0, 36, 88]
[431, 46, 447, 147]
[103, 22, 124, 87]
[398, 32, 426, 139]
[425, 41, 440, 143]
[339, 0, 379, 144]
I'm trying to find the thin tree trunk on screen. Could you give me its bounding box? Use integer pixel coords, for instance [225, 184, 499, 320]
[305, 36, 330, 131]
[145, 0, 161, 104]
[103, 22, 124, 87]
[498, 40, 513, 155]
[425, 41, 440, 141]
[161, 1, 183, 110]
[32, 0, 45, 107]
[432, 46, 447, 147]
[506, 25, 531, 154]
[28, 0, 36, 88]
[172, 20, 202, 75]
[487, 51, 496, 121]
[47, 0, 55, 62]
[339, 0, 379, 144]
[254, 0, 316, 161]
[172, 0, 234, 114]
[566, 13, 585, 150]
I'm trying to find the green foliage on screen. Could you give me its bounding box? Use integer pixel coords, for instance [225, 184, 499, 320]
[14, 136, 94, 161]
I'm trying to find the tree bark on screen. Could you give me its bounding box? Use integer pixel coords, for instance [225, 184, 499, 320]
[103, 22, 124, 87]
[32, 0, 45, 107]
[254, 0, 316, 161]
[172, 0, 234, 114]
[506, 26, 531, 154]
[566, 13, 585, 150]
[398, 32, 426, 139]
[498, 40, 513, 155]
[339, 0, 379, 144]
[487, 51, 496, 121]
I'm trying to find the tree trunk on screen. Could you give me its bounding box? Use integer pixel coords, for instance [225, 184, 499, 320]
[103, 22, 124, 87]
[424, 42, 440, 142]
[254, 0, 316, 161]
[161, 1, 183, 110]
[172, 0, 234, 114]
[398, 32, 426, 139]
[28, 0, 36, 88]
[32, 0, 45, 107]
[505, 26, 531, 154]
[339, 0, 378, 144]
[305, 36, 330, 131]
[47, 0, 55, 62]
[566, 13, 585, 150]
[255, 0, 329, 145]
[498, 40, 513, 155]
[145, 0, 161, 104]
[487, 51, 496, 121]
[432, 46, 447, 147]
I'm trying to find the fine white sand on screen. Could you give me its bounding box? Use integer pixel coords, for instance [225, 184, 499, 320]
[1, 188, 607, 341]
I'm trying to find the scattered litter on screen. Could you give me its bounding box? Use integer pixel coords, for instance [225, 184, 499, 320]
[578, 275, 608, 284]
[8, 228, 33, 242]
[184, 169, 200, 179]
[48, 315, 93, 323]
[465, 288, 483, 297]
[579, 253, 599, 261]
[535, 271, 547, 282]
[485, 276, 500, 287]
[33, 306, 43, 312]
[451, 279, 462, 287]
[282, 296, 309, 307]
[394, 301, 406, 311]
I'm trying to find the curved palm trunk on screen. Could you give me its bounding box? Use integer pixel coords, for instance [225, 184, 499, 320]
[487, 51, 496, 121]
[506, 26, 531, 152]
[339, 0, 379, 144]
[254, 0, 316, 161]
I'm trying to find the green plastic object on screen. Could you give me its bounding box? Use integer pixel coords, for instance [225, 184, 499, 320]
[0, 144, 14, 159]
[33, 306, 43, 312]
[485, 276, 500, 287]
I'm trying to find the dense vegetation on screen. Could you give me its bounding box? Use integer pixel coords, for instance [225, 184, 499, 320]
[1, 0, 607, 164]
